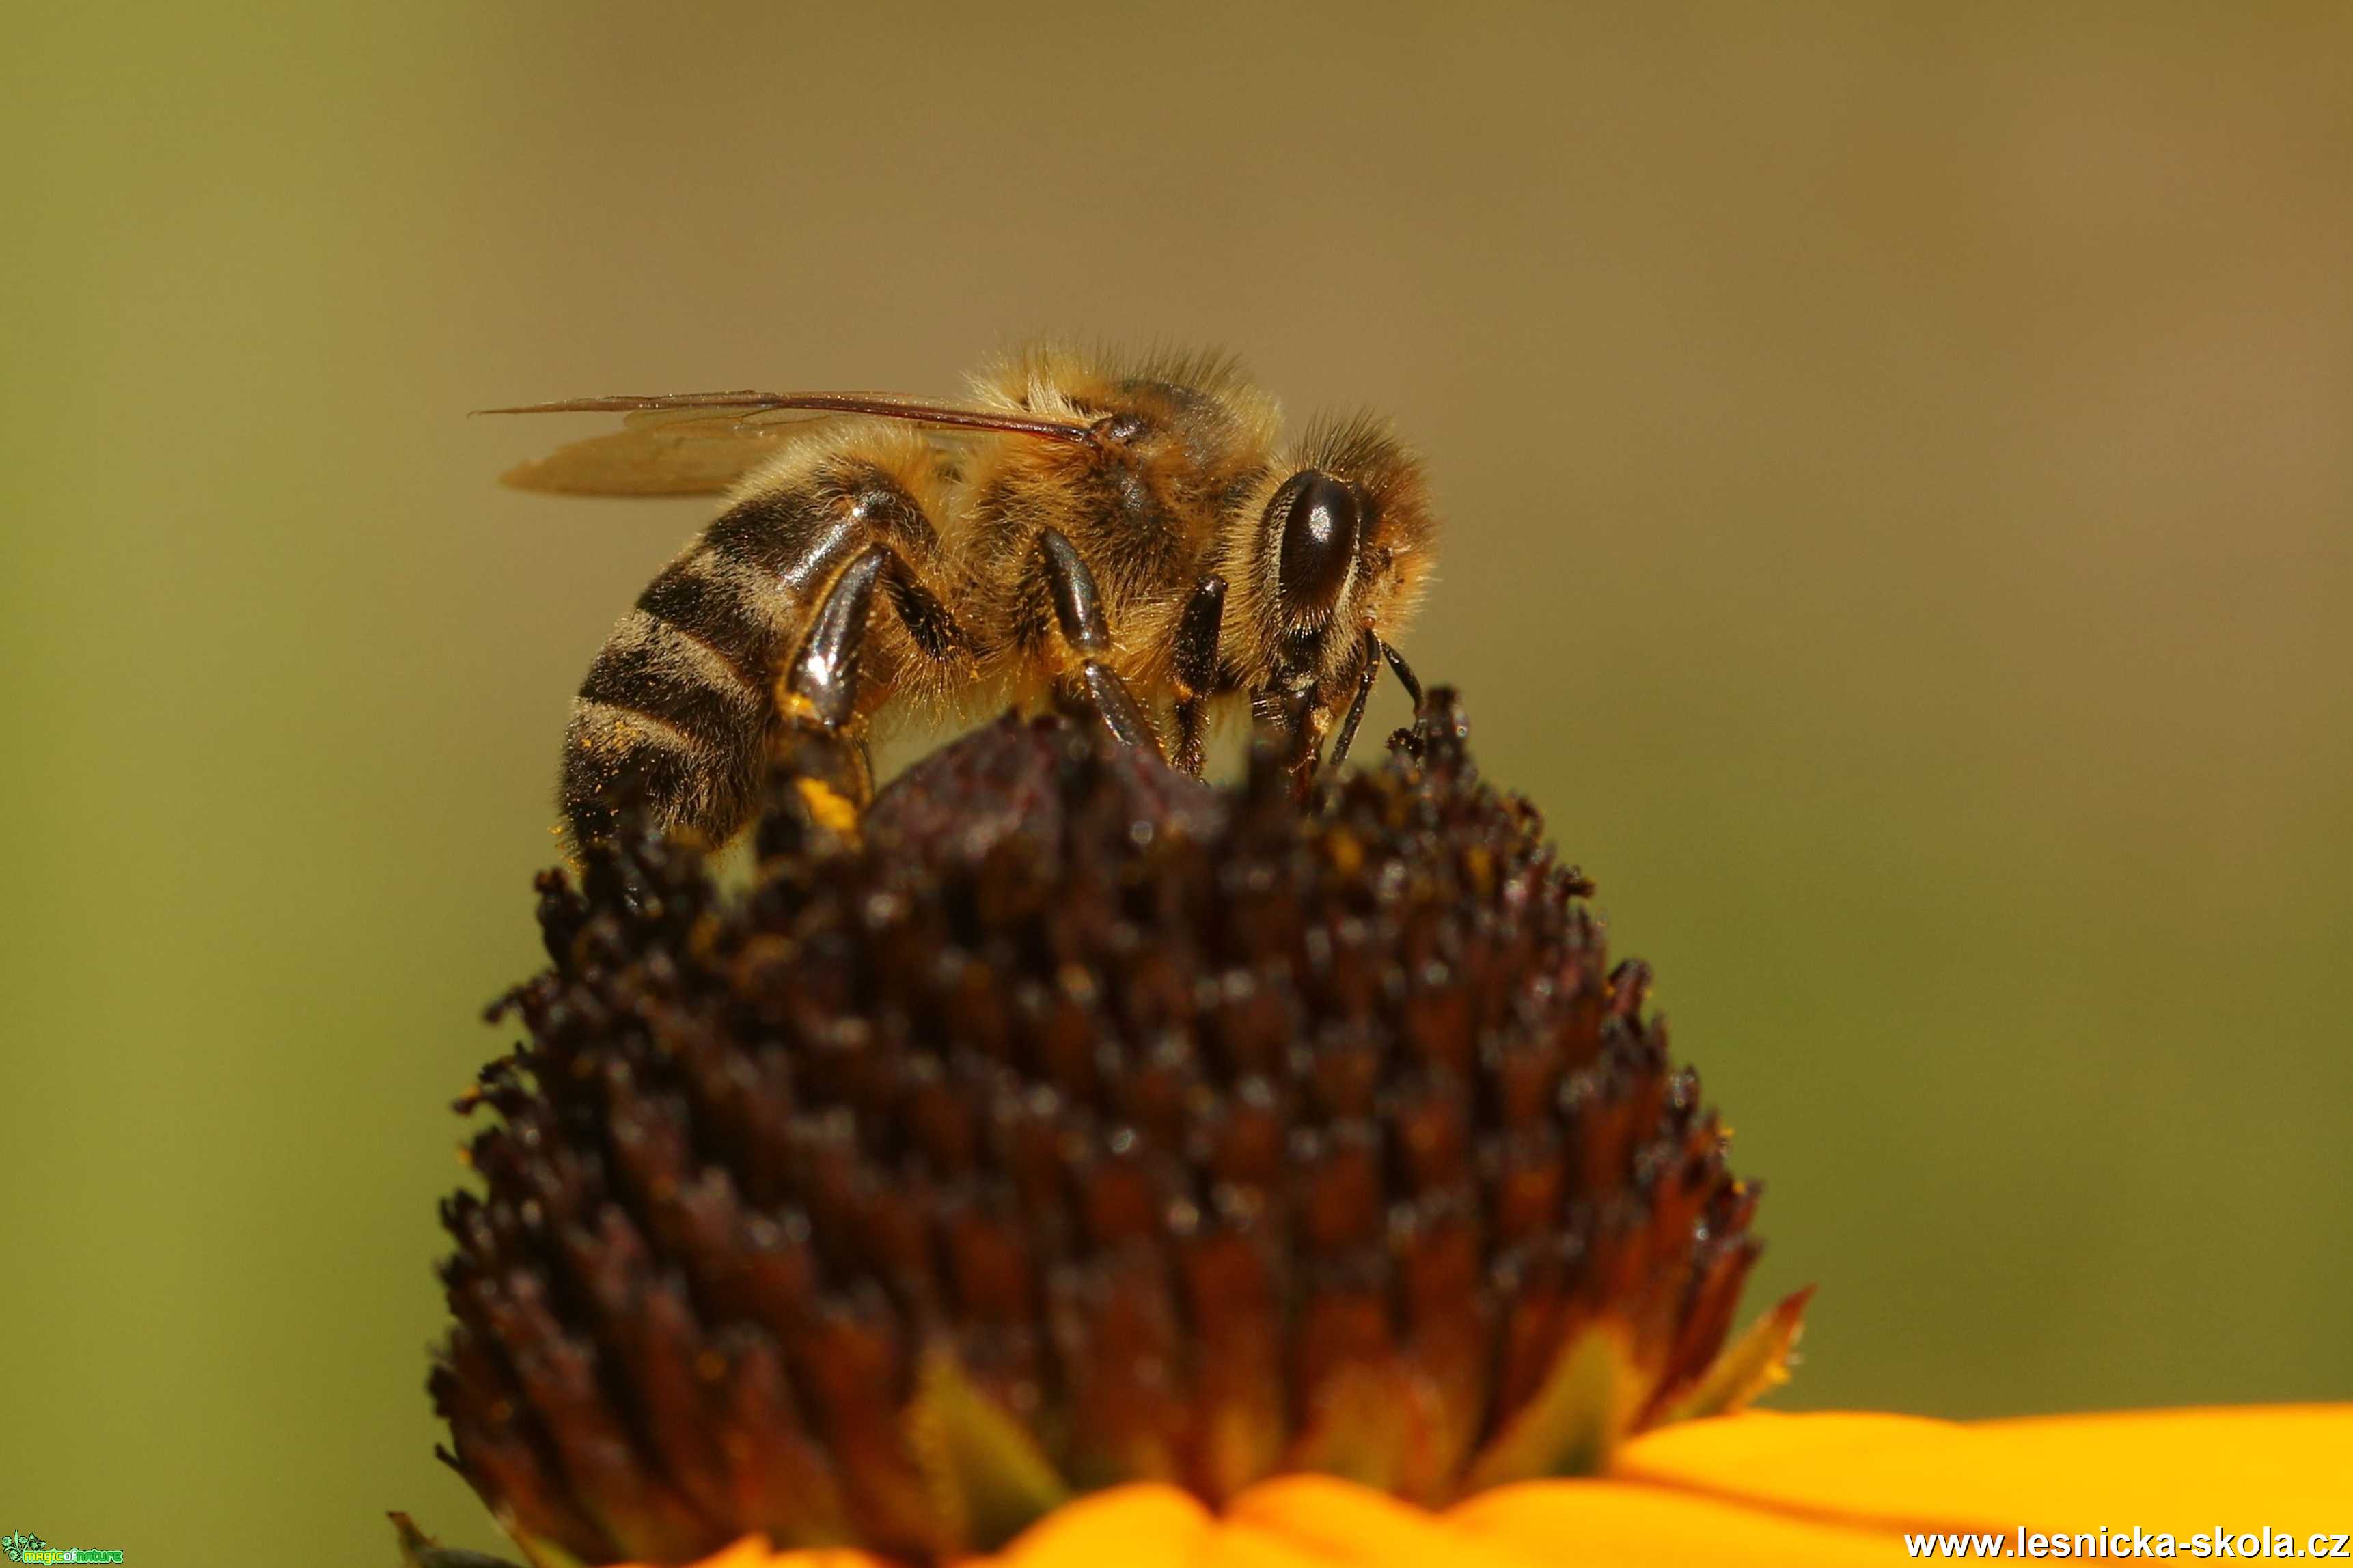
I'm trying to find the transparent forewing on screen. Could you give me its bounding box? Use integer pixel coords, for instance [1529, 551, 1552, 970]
[482, 390, 1095, 497]
[495, 408, 821, 496]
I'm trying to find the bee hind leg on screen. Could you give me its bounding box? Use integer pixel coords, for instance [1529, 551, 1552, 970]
[757, 541, 967, 859]
[1036, 528, 1159, 754]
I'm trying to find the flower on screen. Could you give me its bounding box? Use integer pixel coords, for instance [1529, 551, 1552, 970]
[426, 693, 1806, 1566]
[413, 693, 2348, 1568]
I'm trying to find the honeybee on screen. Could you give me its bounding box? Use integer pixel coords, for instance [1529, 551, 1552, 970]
[488, 346, 1435, 848]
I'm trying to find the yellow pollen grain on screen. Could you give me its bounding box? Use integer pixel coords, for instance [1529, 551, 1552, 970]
[796, 778, 862, 836]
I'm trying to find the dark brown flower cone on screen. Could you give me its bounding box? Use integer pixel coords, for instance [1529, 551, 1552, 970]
[431, 693, 1800, 1566]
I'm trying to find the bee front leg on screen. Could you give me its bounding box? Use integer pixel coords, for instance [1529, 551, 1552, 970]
[1170, 573, 1227, 775]
[1036, 529, 1159, 754]
[1379, 639, 1422, 711]
[1325, 629, 1383, 772]
[1316, 635, 1422, 778]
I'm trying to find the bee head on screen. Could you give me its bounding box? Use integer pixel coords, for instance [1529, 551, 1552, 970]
[1243, 416, 1435, 699]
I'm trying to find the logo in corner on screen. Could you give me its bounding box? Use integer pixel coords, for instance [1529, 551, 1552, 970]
[2, 1535, 122, 1565]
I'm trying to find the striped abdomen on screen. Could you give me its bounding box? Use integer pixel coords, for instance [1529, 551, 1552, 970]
[560, 467, 894, 847]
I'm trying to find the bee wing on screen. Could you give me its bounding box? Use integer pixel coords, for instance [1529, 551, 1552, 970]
[480, 391, 1097, 497]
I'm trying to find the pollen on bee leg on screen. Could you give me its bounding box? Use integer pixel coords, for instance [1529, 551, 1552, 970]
[795, 777, 862, 838]
[775, 689, 828, 728]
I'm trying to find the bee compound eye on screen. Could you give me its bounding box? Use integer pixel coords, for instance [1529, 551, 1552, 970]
[1274, 469, 1362, 617]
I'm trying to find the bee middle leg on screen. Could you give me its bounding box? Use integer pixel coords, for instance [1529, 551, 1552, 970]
[1170, 573, 1228, 775]
[1034, 528, 1159, 753]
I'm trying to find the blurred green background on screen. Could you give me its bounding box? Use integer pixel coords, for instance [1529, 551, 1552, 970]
[5, 5, 2349, 1565]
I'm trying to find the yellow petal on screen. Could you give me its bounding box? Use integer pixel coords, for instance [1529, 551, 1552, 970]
[718, 1545, 890, 1568]
[687, 1540, 818, 1568]
[1616, 1405, 2353, 1540]
[1450, 1478, 1891, 1567]
[1225, 1474, 1544, 1568]
[636, 1403, 2353, 1567]
[988, 1484, 1214, 1568]
[1194, 1519, 1367, 1568]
